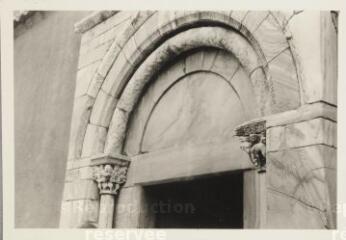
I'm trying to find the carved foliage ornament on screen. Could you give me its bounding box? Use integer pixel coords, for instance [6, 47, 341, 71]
[235, 120, 266, 173]
[93, 164, 128, 195]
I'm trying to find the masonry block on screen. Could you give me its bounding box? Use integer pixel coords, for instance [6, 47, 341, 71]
[81, 124, 108, 157]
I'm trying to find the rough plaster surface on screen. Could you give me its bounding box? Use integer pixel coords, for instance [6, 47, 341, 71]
[14, 12, 89, 228]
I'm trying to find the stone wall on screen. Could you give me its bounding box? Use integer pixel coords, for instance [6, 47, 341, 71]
[56, 11, 337, 229]
[266, 103, 337, 228]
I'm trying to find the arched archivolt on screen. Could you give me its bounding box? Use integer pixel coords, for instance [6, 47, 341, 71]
[73, 10, 301, 159]
[103, 26, 271, 155]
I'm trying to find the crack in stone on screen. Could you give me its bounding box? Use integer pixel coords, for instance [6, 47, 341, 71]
[268, 187, 327, 213]
[283, 10, 304, 32]
[240, 11, 250, 25]
[252, 12, 271, 33]
[266, 46, 290, 65]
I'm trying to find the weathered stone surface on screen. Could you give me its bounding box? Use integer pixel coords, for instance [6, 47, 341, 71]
[209, 50, 239, 80]
[230, 67, 260, 118]
[75, 11, 117, 33]
[65, 166, 94, 182]
[97, 12, 155, 96]
[286, 11, 337, 105]
[59, 201, 73, 227]
[78, 40, 113, 69]
[63, 179, 99, 201]
[267, 118, 336, 152]
[125, 140, 252, 187]
[253, 14, 289, 62]
[134, 11, 169, 40]
[124, 49, 259, 155]
[98, 195, 115, 228]
[286, 118, 336, 148]
[241, 11, 269, 33]
[80, 17, 130, 53]
[80, 38, 113, 57]
[115, 27, 261, 112]
[126, 13, 161, 55]
[321, 11, 338, 105]
[116, 66, 151, 112]
[268, 48, 300, 112]
[90, 90, 118, 127]
[86, 72, 105, 98]
[270, 11, 296, 30]
[266, 145, 336, 228]
[114, 186, 154, 228]
[74, 61, 100, 98]
[140, 72, 246, 153]
[231, 11, 249, 25]
[243, 170, 266, 228]
[116, 11, 154, 50]
[265, 101, 337, 128]
[102, 51, 132, 97]
[67, 95, 95, 160]
[156, 11, 179, 36]
[121, 36, 143, 65]
[81, 124, 107, 157]
[266, 125, 285, 152]
[96, 42, 122, 78]
[104, 108, 130, 154]
[250, 67, 273, 115]
[267, 145, 336, 194]
[184, 51, 205, 73]
[172, 11, 200, 30]
[60, 199, 99, 228]
[198, 11, 233, 25]
[64, 11, 337, 229]
[79, 11, 131, 42]
[266, 189, 327, 228]
[124, 59, 185, 155]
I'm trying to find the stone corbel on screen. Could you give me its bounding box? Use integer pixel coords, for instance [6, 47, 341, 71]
[234, 120, 266, 173]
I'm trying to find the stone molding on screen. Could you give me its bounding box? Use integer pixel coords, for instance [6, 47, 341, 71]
[235, 120, 267, 173]
[66, 153, 129, 170]
[67, 11, 301, 162]
[104, 26, 272, 155]
[255, 101, 336, 129]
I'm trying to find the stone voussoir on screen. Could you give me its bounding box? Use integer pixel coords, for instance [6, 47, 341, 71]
[90, 89, 118, 127]
[252, 13, 290, 62]
[68, 95, 95, 160]
[81, 123, 108, 157]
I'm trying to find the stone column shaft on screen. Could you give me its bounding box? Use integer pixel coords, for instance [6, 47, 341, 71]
[98, 194, 115, 228]
[92, 155, 130, 228]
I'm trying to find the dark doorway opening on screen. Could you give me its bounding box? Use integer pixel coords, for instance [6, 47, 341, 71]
[144, 171, 244, 228]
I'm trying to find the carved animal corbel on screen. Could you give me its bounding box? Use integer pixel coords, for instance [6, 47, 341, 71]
[234, 120, 266, 173]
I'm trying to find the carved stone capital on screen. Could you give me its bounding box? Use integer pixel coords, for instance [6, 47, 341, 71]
[235, 120, 266, 173]
[91, 154, 130, 195]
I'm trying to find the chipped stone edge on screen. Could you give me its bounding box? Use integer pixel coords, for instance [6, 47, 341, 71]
[74, 11, 119, 33]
